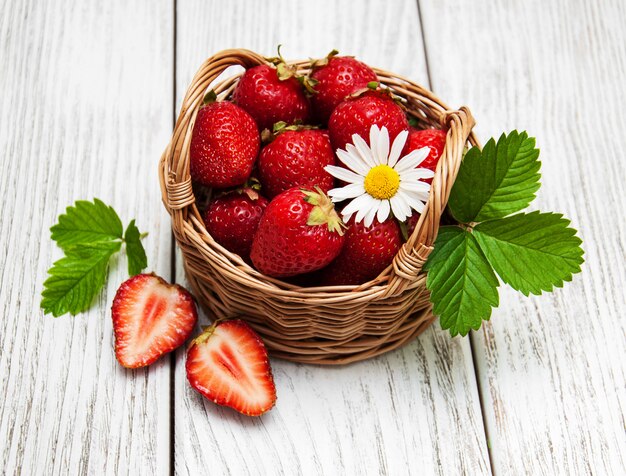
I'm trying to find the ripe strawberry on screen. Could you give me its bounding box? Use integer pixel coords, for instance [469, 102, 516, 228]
[310, 53, 378, 124]
[403, 128, 447, 184]
[328, 92, 409, 151]
[186, 319, 276, 416]
[190, 101, 260, 188]
[406, 212, 421, 237]
[204, 188, 268, 261]
[250, 187, 345, 277]
[233, 64, 310, 131]
[112, 273, 197, 368]
[258, 128, 336, 198]
[319, 217, 402, 285]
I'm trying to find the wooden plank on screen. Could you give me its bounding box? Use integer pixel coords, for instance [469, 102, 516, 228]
[0, 1, 174, 473]
[418, 0, 626, 473]
[173, 0, 491, 474]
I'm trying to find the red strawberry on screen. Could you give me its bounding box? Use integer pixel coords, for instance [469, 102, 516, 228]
[186, 319, 276, 416]
[258, 128, 336, 198]
[310, 54, 378, 124]
[233, 64, 310, 131]
[403, 128, 447, 184]
[190, 101, 260, 188]
[406, 212, 421, 237]
[319, 217, 402, 285]
[204, 188, 268, 261]
[328, 92, 409, 151]
[250, 187, 345, 277]
[112, 273, 197, 368]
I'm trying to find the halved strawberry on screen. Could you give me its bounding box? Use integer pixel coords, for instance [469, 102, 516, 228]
[112, 273, 197, 368]
[186, 319, 277, 416]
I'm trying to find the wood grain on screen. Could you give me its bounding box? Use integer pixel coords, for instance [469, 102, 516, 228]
[418, 0, 626, 473]
[4, 0, 622, 473]
[173, 1, 490, 474]
[0, 0, 174, 474]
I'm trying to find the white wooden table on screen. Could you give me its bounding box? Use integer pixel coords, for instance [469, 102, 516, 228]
[1, 0, 624, 474]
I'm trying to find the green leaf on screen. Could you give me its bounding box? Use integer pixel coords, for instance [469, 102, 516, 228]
[50, 198, 124, 249]
[449, 131, 541, 223]
[473, 211, 584, 296]
[424, 226, 500, 336]
[124, 219, 147, 276]
[41, 241, 121, 317]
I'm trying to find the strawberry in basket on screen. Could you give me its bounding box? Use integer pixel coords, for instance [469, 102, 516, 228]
[404, 128, 447, 184]
[328, 88, 409, 151]
[319, 217, 402, 286]
[190, 96, 260, 188]
[233, 51, 311, 131]
[309, 50, 378, 125]
[402, 127, 447, 235]
[258, 124, 336, 198]
[251, 187, 345, 277]
[203, 186, 269, 262]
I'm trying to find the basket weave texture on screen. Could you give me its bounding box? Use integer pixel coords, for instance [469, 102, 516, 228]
[159, 49, 476, 365]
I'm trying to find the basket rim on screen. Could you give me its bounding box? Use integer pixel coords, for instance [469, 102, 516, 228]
[159, 48, 477, 300]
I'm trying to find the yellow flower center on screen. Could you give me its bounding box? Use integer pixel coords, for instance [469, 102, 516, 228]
[364, 165, 400, 200]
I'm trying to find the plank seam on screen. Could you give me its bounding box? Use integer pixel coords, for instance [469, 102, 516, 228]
[170, 1, 178, 475]
[415, 0, 494, 473]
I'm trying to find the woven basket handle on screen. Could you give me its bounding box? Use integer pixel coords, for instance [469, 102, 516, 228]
[384, 107, 476, 297]
[159, 49, 266, 214]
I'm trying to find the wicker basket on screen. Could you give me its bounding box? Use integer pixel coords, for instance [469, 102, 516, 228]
[159, 49, 476, 365]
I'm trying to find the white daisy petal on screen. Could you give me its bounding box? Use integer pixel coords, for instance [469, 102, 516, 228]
[402, 188, 430, 205]
[389, 195, 407, 221]
[399, 169, 435, 182]
[399, 193, 415, 220]
[407, 198, 426, 214]
[388, 130, 408, 167]
[364, 204, 379, 227]
[352, 134, 376, 168]
[340, 146, 369, 176]
[342, 208, 356, 223]
[395, 147, 430, 172]
[342, 193, 375, 222]
[328, 183, 366, 202]
[377, 126, 390, 165]
[369, 125, 382, 164]
[324, 165, 365, 184]
[355, 195, 377, 223]
[399, 180, 431, 193]
[376, 199, 391, 223]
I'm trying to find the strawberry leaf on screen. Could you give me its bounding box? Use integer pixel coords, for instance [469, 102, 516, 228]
[424, 226, 500, 336]
[124, 219, 148, 276]
[473, 212, 584, 296]
[449, 131, 541, 223]
[41, 241, 121, 317]
[43, 199, 150, 317]
[50, 198, 124, 249]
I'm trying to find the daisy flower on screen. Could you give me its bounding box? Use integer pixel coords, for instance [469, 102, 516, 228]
[325, 125, 434, 227]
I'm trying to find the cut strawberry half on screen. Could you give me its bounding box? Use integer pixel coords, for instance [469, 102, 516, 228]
[111, 273, 197, 368]
[186, 319, 277, 416]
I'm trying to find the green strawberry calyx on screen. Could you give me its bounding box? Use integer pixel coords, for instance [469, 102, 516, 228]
[266, 45, 318, 95]
[261, 121, 319, 144]
[302, 187, 346, 235]
[266, 45, 298, 80]
[202, 90, 218, 105]
[348, 82, 405, 107]
[309, 49, 340, 70]
[191, 317, 229, 346]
